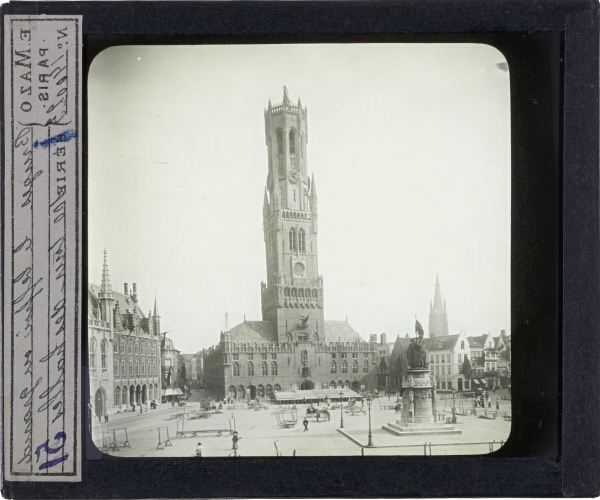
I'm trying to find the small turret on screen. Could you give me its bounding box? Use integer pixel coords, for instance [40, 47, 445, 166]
[263, 187, 270, 219]
[310, 173, 318, 233]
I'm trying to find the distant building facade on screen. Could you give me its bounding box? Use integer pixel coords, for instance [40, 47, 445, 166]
[88, 251, 162, 418]
[161, 337, 183, 400]
[203, 88, 377, 399]
[427, 331, 471, 391]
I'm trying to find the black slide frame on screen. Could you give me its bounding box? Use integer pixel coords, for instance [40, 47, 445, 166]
[1, 1, 598, 497]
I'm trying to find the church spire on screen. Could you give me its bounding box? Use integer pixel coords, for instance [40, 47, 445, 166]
[429, 274, 448, 337]
[433, 273, 443, 309]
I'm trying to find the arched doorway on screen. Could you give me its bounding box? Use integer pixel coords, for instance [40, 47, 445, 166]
[94, 387, 106, 420]
[247, 385, 257, 400]
[345, 380, 351, 389]
[228, 386, 237, 399]
[330, 381, 336, 389]
[274, 384, 281, 393]
[266, 384, 273, 399]
[300, 380, 314, 390]
[237, 385, 245, 399]
[136, 385, 142, 404]
[142, 384, 148, 404]
[351, 380, 360, 392]
[129, 385, 135, 406]
[258, 385, 265, 398]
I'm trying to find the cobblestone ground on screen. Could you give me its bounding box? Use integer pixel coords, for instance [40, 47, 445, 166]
[92, 390, 511, 458]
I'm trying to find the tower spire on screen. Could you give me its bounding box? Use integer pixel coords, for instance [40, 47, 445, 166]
[100, 249, 112, 294]
[98, 249, 114, 323]
[283, 86, 291, 105]
[153, 294, 160, 318]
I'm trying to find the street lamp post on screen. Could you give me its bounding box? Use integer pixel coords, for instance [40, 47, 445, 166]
[451, 388, 456, 422]
[367, 396, 374, 447]
[339, 391, 344, 429]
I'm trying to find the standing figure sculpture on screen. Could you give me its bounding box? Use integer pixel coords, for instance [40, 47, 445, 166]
[407, 319, 428, 368]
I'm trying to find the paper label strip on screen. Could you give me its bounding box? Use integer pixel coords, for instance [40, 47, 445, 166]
[3, 15, 82, 482]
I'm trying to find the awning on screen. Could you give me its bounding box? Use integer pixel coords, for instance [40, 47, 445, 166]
[274, 388, 360, 403]
[162, 388, 184, 396]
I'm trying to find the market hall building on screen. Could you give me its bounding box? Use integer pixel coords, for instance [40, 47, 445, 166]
[204, 88, 377, 400]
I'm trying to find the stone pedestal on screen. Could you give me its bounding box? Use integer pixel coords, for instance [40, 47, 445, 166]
[400, 368, 434, 424]
[383, 366, 462, 437]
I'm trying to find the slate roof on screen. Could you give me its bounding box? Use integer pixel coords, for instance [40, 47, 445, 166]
[89, 284, 146, 318]
[229, 321, 277, 342]
[426, 334, 460, 352]
[467, 335, 487, 348]
[324, 321, 366, 343]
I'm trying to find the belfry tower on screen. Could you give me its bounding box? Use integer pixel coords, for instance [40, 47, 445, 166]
[428, 274, 449, 338]
[261, 87, 324, 343]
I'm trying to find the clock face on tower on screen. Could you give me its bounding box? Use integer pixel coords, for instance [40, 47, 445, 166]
[294, 261, 305, 274]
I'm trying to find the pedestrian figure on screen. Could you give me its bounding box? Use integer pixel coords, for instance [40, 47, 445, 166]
[496, 398, 500, 410]
[132, 402, 135, 412]
[232, 431, 240, 451]
[303, 417, 309, 431]
[171, 400, 175, 407]
[104, 413, 108, 424]
[140, 404, 143, 415]
[195, 442, 204, 457]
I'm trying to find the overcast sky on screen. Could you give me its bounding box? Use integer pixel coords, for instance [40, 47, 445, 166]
[88, 44, 510, 354]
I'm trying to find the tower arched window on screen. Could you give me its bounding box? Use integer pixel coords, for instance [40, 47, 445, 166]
[363, 359, 369, 373]
[352, 359, 359, 373]
[341, 359, 348, 373]
[301, 350, 308, 365]
[90, 338, 96, 369]
[247, 361, 254, 377]
[261, 361, 268, 376]
[233, 362, 240, 377]
[277, 130, 283, 155]
[298, 228, 305, 253]
[330, 360, 337, 374]
[289, 228, 297, 251]
[289, 130, 296, 154]
[271, 361, 278, 376]
[101, 339, 107, 369]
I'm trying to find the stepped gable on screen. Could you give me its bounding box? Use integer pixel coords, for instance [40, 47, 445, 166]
[324, 320, 366, 343]
[229, 320, 277, 342]
[426, 334, 460, 351]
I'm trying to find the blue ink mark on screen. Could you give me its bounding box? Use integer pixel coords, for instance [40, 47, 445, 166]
[33, 129, 76, 149]
[35, 431, 68, 470]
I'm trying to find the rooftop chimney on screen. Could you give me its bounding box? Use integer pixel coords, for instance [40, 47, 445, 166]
[132, 283, 138, 303]
[124, 283, 128, 295]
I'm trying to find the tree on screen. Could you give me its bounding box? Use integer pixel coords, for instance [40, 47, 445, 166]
[460, 355, 472, 380]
